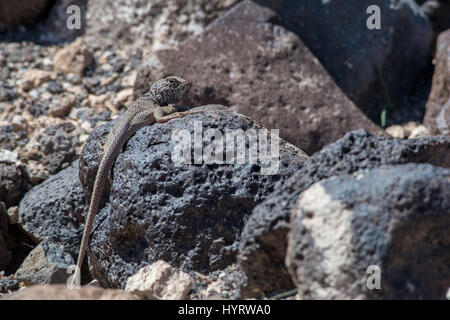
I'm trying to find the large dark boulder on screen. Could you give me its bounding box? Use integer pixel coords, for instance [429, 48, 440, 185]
[286, 163, 450, 299]
[79, 105, 308, 288]
[239, 129, 450, 295]
[18, 161, 87, 255]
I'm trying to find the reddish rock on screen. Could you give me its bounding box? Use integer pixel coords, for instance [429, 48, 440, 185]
[255, 0, 433, 122]
[134, 1, 383, 154]
[424, 30, 450, 135]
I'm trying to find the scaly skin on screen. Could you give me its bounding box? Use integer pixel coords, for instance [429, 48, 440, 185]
[70, 76, 200, 287]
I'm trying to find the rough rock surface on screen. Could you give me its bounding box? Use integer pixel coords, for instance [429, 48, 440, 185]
[17, 161, 88, 272]
[14, 240, 74, 285]
[239, 129, 450, 295]
[24, 122, 78, 176]
[255, 0, 433, 123]
[424, 29, 450, 135]
[134, 1, 383, 155]
[286, 164, 450, 299]
[1, 284, 137, 300]
[79, 105, 308, 288]
[125, 260, 193, 300]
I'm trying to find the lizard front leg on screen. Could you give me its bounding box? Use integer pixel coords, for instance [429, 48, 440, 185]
[154, 106, 203, 123]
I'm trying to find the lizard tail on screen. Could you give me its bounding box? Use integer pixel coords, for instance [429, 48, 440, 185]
[71, 119, 131, 287]
[72, 155, 111, 287]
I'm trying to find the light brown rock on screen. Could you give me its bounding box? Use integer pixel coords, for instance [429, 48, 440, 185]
[113, 88, 133, 108]
[2, 284, 138, 300]
[125, 260, 193, 300]
[49, 95, 76, 117]
[53, 38, 94, 76]
[86, 93, 109, 109]
[19, 69, 55, 91]
[386, 125, 405, 139]
[408, 125, 431, 139]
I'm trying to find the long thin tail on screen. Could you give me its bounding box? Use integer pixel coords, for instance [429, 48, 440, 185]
[70, 120, 131, 287]
[71, 158, 110, 287]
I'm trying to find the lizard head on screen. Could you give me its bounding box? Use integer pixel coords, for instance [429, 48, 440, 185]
[147, 76, 191, 105]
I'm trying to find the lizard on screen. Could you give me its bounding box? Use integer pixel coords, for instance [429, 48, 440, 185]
[70, 76, 199, 287]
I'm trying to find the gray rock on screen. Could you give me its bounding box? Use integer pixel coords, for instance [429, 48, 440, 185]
[239, 129, 450, 295]
[79, 105, 308, 288]
[0, 149, 18, 164]
[286, 163, 450, 299]
[32, 122, 77, 175]
[18, 160, 87, 259]
[256, 0, 433, 123]
[134, 0, 383, 155]
[14, 240, 74, 285]
[424, 29, 450, 135]
[0, 123, 28, 152]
